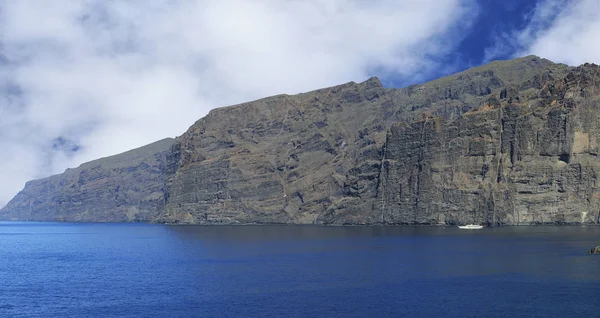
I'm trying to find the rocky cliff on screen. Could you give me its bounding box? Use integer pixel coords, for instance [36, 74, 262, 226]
[381, 62, 600, 225]
[0, 138, 173, 222]
[4, 55, 600, 225]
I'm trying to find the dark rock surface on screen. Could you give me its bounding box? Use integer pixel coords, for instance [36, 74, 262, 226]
[0, 139, 173, 222]
[160, 55, 577, 225]
[5, 55, 600, 225]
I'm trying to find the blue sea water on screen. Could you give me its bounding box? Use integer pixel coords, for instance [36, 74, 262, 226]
[1, 223, 599, 317]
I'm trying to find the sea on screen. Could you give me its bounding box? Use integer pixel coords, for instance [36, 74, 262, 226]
[1, 222, 599, 317]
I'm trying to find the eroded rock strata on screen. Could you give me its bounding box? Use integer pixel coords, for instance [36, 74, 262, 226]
[3, 56, 600, 225]
[0, 138, 173, 222]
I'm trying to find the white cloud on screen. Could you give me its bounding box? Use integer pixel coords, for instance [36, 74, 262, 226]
[517, 0, 600, 65]
[0, 0, 475, 206]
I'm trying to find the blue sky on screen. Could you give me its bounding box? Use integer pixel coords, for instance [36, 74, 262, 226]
[423, 0, 539, 81]
[387, 0, 568, 87]
[455, 0, 538, 63]
[1, 0, 599, 206]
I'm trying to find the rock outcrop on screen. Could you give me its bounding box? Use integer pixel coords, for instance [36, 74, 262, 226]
[4, 55, 600, 225]
[0, 138, 173, 222]
[589, 246, 600, 254]
[380, 63, 600, 225]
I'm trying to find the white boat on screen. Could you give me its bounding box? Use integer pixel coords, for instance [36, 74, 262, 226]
[458, 224, 484, 229]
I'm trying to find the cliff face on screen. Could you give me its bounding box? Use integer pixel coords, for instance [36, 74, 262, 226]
[381, 63, 600, 225]
[5, 56, 600, 225]
[160, 55, 577, 225]
[160, 77, 391, 224]
[0, 138, 173, 222]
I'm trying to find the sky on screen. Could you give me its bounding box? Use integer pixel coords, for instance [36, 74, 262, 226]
[1, 0, 600, 207]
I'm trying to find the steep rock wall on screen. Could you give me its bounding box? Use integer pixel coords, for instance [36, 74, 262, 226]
[161, 56, 570, 224]
[379, 63, 600, 225]
[0, 139, 173, 222]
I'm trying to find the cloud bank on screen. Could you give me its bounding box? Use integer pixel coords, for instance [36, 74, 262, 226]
[0, 0, 475, 206]
[519, 0, 600, 66]
[484, 0, 600, 66]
